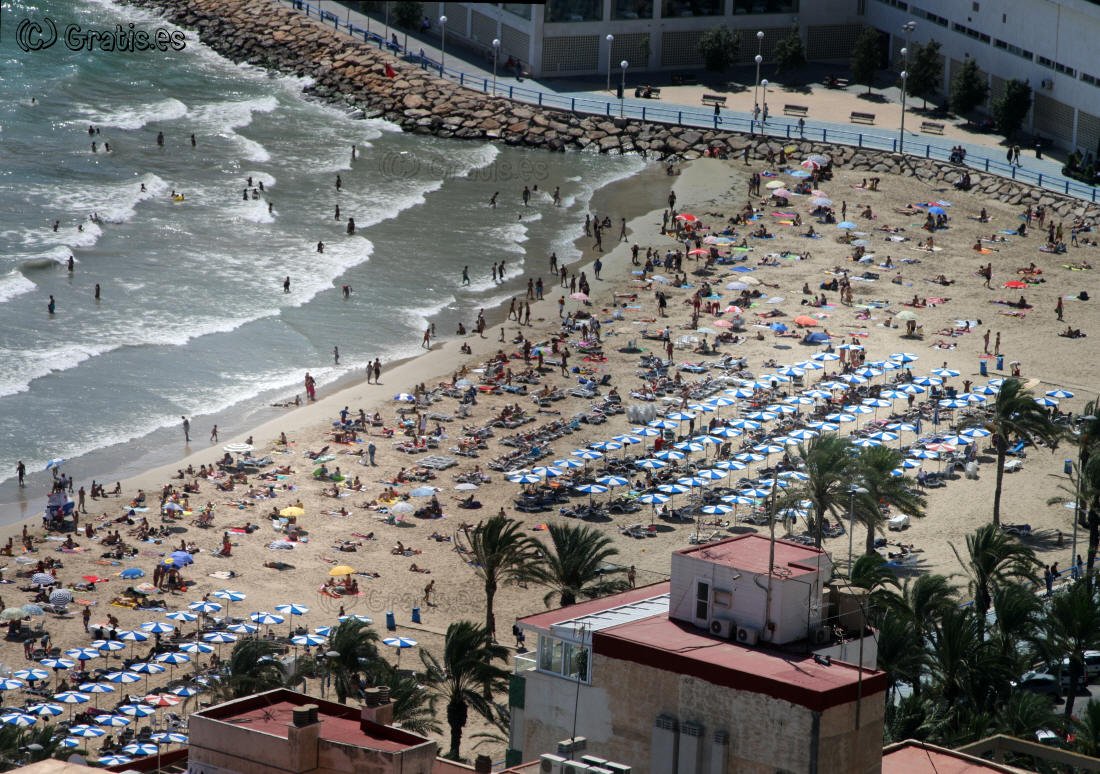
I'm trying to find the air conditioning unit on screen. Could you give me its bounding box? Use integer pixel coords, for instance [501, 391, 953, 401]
[812, 627, 831, 645]
[558, 737, 587, 756]
[1041, 78, 1053, 89]
[736, 626, 759, 645]
[709, 618, 734, 639]
[540, 754, 567, 773]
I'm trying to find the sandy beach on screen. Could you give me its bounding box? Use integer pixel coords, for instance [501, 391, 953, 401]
[4, 150, 1098, 759]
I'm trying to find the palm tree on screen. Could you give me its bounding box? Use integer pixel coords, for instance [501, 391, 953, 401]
[420, 621, 509, 760]
[526, 523, 630, 607]
[951, 524, 1039, 639]
[325, 618, 381, 704]
[849, 552, 900, 595]
[463, 515, 540, 639]
[979, 377, 1061, 526]
[851, 445, 926, 555]
[370, 661, 442, 736]
[0, 723, 61, 769]
[794, 434, 854, 547]
[987, 583, 1043, 671]
[881, 573, 957, 698]
[1043, 582, 1100, 718]
[223, 639, 291, 698]
[1073, 700, 1100, 757]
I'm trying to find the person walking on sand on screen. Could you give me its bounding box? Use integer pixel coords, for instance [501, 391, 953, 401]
[422, 326, 431, 349]
[619, 218, 628, 242]
[594, 257, 603, 280]
[210, 425, 218, 443]
[367, 440, 376, 466]
[182, 416, 190, 443]
[373, 359, 381, 384]
[1056, 296, 1064, 321]
[994, 331, 1001, 357]
[983, 329, 990, 354]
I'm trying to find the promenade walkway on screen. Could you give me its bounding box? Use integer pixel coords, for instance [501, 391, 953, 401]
[284, 0, 1098, 204]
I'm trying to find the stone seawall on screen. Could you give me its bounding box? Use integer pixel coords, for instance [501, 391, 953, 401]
[129, 0, 1098, 220]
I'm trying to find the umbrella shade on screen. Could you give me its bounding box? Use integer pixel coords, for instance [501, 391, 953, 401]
[167, 551, 193, 567]
[0, 679, 25, 691]
[454, 482, 479, 491]
[695, 469, 726, 481]
[909, 450, 939, 459]
[712, 460, 747, 471]
[178, 642, 214, 655]
[227, 623, 259, 635]
[1035, 397, 1059, 407]
[890, 353, 919, 363]
[142, 694, 182, 707]
[141, 621, 175, 635]
[275, 603, 310, 616]
[292, 634, 328, 647]
[45, 458, 65, 470]
[328, 566, 356, 577]
[648, 419, 681, 430]
[551, 458, 585, 470]
[634, 459, 667, 470]
[676, 477, 709, 488]
[735, 453, 766, 463]
[155, 652, 191, 666]
[721, 495, 755, 505]
[98, 756, 133, 766]
[657, 484, 690, 495]
[637, 493, 670, 505]
[530, 466, 563, 479]
[162, 502, 184, 512]
[571, 449, 603, 461]
[0, 713, 36, 728]
[508, 473, 542, 484]
[48, 589, 73, 606]
[202, 632, 238, 644]
[78, 682, 115, 695]
[851, 438, 882, 448]
[765, 180, 785, 189]
[632, 426, 662, 437]
[124, 743, 159, 756]
[574, 484, 609, 495]
[26, 703, 63, 717]
[118, 704, 157, 717]
[931, 368, 960, 377]
[709, 426, 742, 438]
[213, 589, 246, 602]
[115, 630, 148, 643]
[95, 714, 131, 727]
[700, 504, 733, 515]
[69, 725, 106, 738]
[64, 648, 101, 662]
[673, 442, 705, 453]
[0, 608, 26, 621]
[596, 475, 630, 488]
[793, 316, 819, 328]
[408, 486, 437, 497]
[280, 506, 305, 518]
[130, 663, 166, 676]
[338, 614, 374, 624]
[390, 501, 415, 515]
[1046, 389, 1075, 398]
[53, 691, 90, 704]
[653, 450, 686, 461]
[837, 221, 857, 229]
[152, 732, 189, 744]
[171, 686, 200, 697]
[166, 611, 198, 622]
[739, 488, 773, 498]
[590, 441, 623, 452]
[250, 612, 286, 625]
[869, 431, 900, 442]
[104, 671, 141, 684]
[383, 637, 419, 649]
[119, 568, 145, 580]
[31, 573, 56, 587]
[961, 427, 991, 438]
[786, 429, 819, 441]
[14, 669, 49, 682]
[188, 601, 222, 614]
[40, 658, 76, 670]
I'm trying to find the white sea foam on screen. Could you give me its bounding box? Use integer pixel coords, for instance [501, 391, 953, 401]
[0, 271, 36, 303]
[82, 98, 189, 130]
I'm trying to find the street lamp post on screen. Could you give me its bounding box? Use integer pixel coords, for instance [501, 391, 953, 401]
[492, 38, 500, 95]
[846, 484, 867, 571]
[620, 60, 628, 117]
[606, 34, 614, 93]
[753, 30, 764, 128]
[439, 15, 448, 74]
[760, 78, 769, 130]
[899, 22, 916, 153]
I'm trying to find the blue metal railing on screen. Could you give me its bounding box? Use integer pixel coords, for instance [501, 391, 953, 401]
[281, 0, 1098, 204]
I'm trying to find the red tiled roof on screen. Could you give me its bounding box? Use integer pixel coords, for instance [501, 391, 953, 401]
[675, 534, 826, 578]
[593, 613, 887, 712]
[882, 741, 1028, 773]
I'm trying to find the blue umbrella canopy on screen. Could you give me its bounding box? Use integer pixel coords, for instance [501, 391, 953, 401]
[103, 673, 141, 686]
[188, 600, 223, 614]
[68, 725, 106, 738]
[119, 568, 145, 580]
[382, 637, 418, 649]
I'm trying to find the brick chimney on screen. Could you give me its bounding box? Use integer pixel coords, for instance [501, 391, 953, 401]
[287, 704, 320, 772]
[361, 686, 394, 727]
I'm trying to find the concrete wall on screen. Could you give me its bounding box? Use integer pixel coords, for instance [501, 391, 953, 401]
[519, 652, 885, 773]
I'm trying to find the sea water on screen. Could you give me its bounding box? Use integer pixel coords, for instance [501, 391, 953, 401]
[0, 0, 648, 513]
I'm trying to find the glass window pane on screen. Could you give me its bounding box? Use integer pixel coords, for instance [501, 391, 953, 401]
[547, 0, 604, 22]
[502, 3, 533, 20]
[664, 0, 723, 17]
[613, 0, 653, 19]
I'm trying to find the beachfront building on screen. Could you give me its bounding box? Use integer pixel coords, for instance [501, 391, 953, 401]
[868, 0, 1100, 154]
[420, 2, 866, 79]
[507, 534, 886, 774]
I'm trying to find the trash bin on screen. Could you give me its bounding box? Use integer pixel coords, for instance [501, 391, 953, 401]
[996, 354, 1004, 370]
[1065, 459, 1074, 475]
[411, 607, 421, 624]
[385, 611, 396, 631]
[979, 359, 988, 376]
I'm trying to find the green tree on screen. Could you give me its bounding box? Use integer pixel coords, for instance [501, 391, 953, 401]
[850, 27, 882, 94]
[992, 79, 1032, 139]
[881, 573, 957, 698]
[949, 58, 989, 119]
[976, 377, 1061, 526]
[773, 27, 806, 76]
[1073, 700, 1100, 756]
[794, 434, 855, 547]
[698, 26, 740, 73]
[527, 523, 630, 607]
[392, 0, 423, 30]
[951, 524, 1039, 639]
[223, 639, 293, 698]
[0, 723, 62, 769]
[463, 515, 540, 639]
[324, 618, 381, 704]
[904, 40, 943, 109]
[1043, 582, 1100, 718]
[987, 583, 1043, 672]
[371, 661, 442, 736]
[851, 446, 926, 555]
[420, 621, 509, 760]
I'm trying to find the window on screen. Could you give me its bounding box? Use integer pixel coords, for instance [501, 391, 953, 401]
[613, 0, 653, 19]
[695, 580, 710, 621]
[538, 636, 563, 673]
[545, 0, 603, 22]
[971, 1, 979, 10]
[502, 3, 533, 20]
[1055, 62, 1076, 77]
[1083, 72, 1099, 86]
[667, 0, 725, 18]
[537, 636, 590, 682]
[1037, 55, 1054, 69]
[730, 0, 799, 13]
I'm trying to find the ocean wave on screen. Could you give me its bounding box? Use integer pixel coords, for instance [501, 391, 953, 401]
[100, 173, 169, 223]
[17, 246, 72, 271]
[82, 97, 189, 130]
[237, 197, 274, 224]
[0, 342, 111, 399]
[188, 95, 279, 131]
[0, 271, 36, 302]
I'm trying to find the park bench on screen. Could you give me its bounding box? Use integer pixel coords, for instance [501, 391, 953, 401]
[634, 86, 662, 99]
[850, 111, 876, 125]
[783, 104, 809, 117]
[920, 120, 946, 135]
[702, 94, 727, 107]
